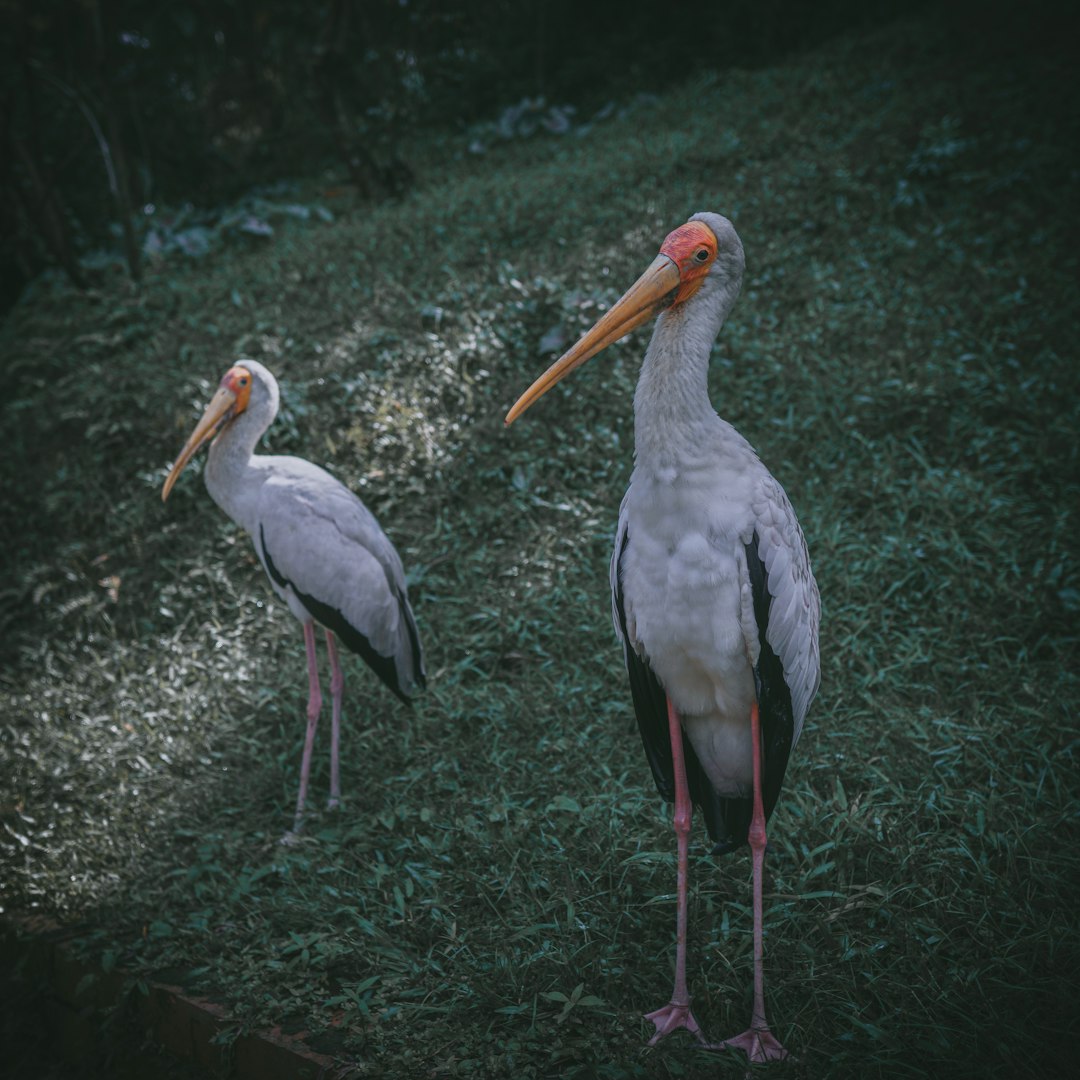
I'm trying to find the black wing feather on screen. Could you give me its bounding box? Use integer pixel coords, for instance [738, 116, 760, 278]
[398, 585, 426, 690]
[260, 525, 413, 704]
[745, 532, 796, 824]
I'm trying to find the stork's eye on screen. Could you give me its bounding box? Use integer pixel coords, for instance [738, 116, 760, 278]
[694, 248, 710, 263]
[239, 377, 249, 386]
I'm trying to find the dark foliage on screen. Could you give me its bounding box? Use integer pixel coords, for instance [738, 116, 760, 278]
[0, 0, 938, 310]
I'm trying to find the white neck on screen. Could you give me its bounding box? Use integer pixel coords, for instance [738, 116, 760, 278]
[204, 392, 277, 535]
[632, 273, 740, 467]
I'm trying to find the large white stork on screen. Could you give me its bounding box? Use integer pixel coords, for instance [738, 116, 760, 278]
[505, 213, 819, 1062]
[163, 360, 425, 836]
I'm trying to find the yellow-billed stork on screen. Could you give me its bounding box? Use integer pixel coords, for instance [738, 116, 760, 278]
[506, 213, 819, 1062]
[163, 360, 425, 837]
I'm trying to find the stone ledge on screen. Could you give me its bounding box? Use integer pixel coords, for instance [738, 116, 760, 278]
[2, 912, 352, 1079]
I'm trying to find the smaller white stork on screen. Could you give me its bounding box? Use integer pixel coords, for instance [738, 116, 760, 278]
[506, 214, 820, 1062]
[163, 360, 425, 836]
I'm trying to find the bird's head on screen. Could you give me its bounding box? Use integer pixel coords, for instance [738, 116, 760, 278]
[505, 212, 743, 425]
[162, 363, 256, 501]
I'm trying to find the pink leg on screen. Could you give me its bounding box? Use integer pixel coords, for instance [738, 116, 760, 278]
[716, 701, 788, 1062]
[285, 620, 323, 839]
[644, 696, 706, 1045]
[324, 630, 344, 811]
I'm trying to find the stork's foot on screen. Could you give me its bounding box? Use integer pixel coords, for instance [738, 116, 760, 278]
[714, 1026, 788, 1063]
[644, 1001, 706, 1046]
[280, 814, 306, 845]
[326, 796, 341, 812]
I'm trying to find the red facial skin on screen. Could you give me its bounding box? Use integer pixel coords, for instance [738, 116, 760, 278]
[221, 366, 253, 414]
[660, 220, 718, 306]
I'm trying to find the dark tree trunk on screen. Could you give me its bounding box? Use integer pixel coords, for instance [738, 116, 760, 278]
[316, 0, 377, 197]
[314, 0, 411, 199]
[9, 134, 87, 289]
[104, 101, 141, 281]
[86, 0, 141, 282]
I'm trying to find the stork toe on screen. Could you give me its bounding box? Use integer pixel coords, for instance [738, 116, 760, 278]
[713, 1026, 789, 1063]
[644, 1001, 706, 1045]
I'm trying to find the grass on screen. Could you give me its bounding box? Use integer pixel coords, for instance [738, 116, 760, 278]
[2, 9, 1079, 1078]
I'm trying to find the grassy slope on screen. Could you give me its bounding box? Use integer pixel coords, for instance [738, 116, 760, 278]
[2, 12, 1079, 1079]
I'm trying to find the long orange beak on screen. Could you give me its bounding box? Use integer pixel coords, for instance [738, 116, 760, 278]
[161, 386, 238, 501]
[504, 253, 681, 425]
